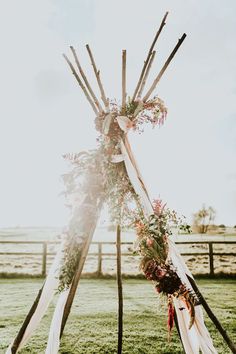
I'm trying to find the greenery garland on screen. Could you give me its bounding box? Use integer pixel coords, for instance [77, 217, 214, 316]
[58, 96, 196, 333]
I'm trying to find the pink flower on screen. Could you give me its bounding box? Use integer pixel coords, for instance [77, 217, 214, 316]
[155, 265, 167, 279]
[135, 220, 144, 230]
[153, 199, 166, 216]
[146, 238, 154, 247]
[153, 199, 162, 215]
[158, 269, 167, 278]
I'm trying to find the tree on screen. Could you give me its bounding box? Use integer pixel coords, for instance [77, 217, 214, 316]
[193, 205, 216, 234]
[218, 224, 226, 228]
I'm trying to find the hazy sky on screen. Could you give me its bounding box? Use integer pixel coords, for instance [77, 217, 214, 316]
[0, 0, 235, 227]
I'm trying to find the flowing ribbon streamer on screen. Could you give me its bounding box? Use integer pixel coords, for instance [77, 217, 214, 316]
[6, 190, 100, 353]
[6, 244, 64, 353]
[46, 289, 70, 354]
[169, 241, 217, 354]
[115, 115, 217, 354]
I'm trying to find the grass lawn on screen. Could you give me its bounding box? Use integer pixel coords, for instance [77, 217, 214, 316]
[0, 278, 235, 353]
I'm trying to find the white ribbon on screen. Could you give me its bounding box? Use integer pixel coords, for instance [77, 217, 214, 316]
[119, 139, 153, 216]
[110, 154, 124, 163]
[46, 288, 70, 354]
[6, 244, 64, 353]
[102, 113, 113, 135]
[168, 233, 217, 353]
[116, 115, 131, 133]
[115, 115, 217, 354]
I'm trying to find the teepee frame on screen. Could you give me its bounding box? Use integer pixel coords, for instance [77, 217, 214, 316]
[7, 12, 236, 354]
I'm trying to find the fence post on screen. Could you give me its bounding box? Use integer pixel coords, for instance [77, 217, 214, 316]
[209, 242, 214, 276]
[97, 243, 102, 276]
[42, 242, 47, 277]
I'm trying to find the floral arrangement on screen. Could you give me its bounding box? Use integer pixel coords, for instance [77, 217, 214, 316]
[59, 96, 196, 335]
[58, 97, 166, 290]
[132, 200, 195, 335]
[95, 96, 167, 136]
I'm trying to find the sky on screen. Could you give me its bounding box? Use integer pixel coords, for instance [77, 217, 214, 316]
[0, 0, 235, 227]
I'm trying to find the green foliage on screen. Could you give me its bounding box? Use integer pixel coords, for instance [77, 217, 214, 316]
[58, 149, 106, 291]
[125, 98, 139, 115]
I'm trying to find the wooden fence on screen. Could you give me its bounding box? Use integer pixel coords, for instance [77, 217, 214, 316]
[0, 240, 235, 277]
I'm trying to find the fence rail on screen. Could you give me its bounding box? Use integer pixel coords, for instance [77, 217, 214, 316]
[0, 240, 236, 277]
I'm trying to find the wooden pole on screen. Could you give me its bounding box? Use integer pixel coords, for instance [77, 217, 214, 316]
[60, 200, 103, 338]
[122, 50, 127, 114]
[137, 50, 156, 100]
[186, 275, 236, 354]
[85, 44, 110, 111]
[116, 224, 123, 354]
[97, 242, 102, 276]
[10, 285, 45, 353]
[70, 46, 104, 114]
[63, 53, 99, 115]
[132, 11, 169, 102]
[143, 33, 187, 102]
[42, 242, 47, 277]
[209, 242, 214, 276]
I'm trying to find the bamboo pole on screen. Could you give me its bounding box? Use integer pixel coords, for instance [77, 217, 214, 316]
[132, 11, 169, 102]
[10, 285, 45, 353]
[70, 46, 104, 114]
[186, 275, 236, 354]
[137, 50, 156, 100]
[116, 224, 123, 354]
[60, 200, 103, 337]
[121, 50, 127, 114]
[63, 54, 99, 115]
[142, 33, 187, 102]
[85, 44, 109, 111]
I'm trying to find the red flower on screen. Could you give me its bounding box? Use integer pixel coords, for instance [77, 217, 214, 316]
[157, 268, 167, 278]
[155, 285, 161, 293]
[167, 299, 175, 339]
